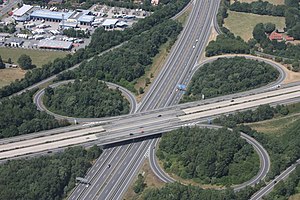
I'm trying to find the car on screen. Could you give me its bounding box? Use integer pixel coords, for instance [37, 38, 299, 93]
[129, 133, 134, 136]
[157, 114, 162, 117]
[230, 99, 234, 102]
[108, 164, 111, 168]
[196, 39, 198, 42]
[192, 45, 195, 49]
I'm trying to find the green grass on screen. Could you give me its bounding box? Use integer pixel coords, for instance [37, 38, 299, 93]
[248, 115, 300, 136]
[224, 11, 285, 41]
[0, 48, 69, 68]
[176, 5, 192, 25]
[248, 103, 300, 136]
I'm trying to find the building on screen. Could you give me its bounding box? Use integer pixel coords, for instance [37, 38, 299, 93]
[285, 36, 294, 41]
[9, 38, 23, 47]
[102, 19, 119, 29]
[30, 10, 73, 22]
[48, 0, 64, 5]
[269, 31, 283, 40]
[13, 4, 33, 22]
[276, 28, 285, 33]
[38, 39, 72, 50]
[151, 0, 159, 5]
[116, 21, 128, 28]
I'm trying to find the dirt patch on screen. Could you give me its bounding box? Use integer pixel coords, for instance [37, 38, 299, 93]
[281, 65, 300, 84]
[123, 160, 165, 200]
[0, 68, 26, 88]
[289, 193, 300, 200]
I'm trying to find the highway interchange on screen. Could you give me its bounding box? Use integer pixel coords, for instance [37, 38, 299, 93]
[1, 0, 300, 199]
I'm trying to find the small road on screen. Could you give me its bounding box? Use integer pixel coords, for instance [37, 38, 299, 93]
[33, 80, 137, 123]
[149, 124, 271, 191]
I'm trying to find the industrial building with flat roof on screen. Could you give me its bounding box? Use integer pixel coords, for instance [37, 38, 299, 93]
[102, 19, 119, 29]
[30, 10, 73, 22]
[38, 39, 72, 50]
[13, 4, 34, 22]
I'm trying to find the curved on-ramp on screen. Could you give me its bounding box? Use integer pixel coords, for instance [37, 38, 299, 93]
[149, 124, 270, 191]
[33, 80, 137, 123]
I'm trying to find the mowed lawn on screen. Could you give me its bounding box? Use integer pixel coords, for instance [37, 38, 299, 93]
[0, 48, 69, 68]
[0, 48, 69, 88]
[230, 0, 284, 5]
[224, 11, 285, 41]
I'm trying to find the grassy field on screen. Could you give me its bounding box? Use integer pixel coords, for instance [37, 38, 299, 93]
[0, 48, 69, 68]
[0, 68, 26, 88]
[230, 0, 284, 5]
[248, 114, 300, 136]
[224, 11, 285, 41]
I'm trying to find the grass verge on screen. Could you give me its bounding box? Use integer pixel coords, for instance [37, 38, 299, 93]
[224, 11, 285, 41]
[134, 6, 192, 102]
[123, 160, 165, 200]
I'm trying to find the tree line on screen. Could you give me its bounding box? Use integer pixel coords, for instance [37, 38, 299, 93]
[56, 19, 182, 92]
[214, 104, 289, 128]
[0, 89, 69, 139]
[205, 33, 250, 56]
[0, 0, 189, 98]
[157, 127, 258, 186]
[44, 78, 130, 118]
[181, 57, 279, 103]
[229, 1, 286, 17]
[141, 181, 263, 200]
[0, 145, 102, 200]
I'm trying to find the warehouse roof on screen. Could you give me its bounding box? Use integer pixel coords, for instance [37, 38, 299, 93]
[13, 4, 33, 17]
[102, 19, 119, 26]
[30, 10, 73, 20]
[78, 14, 95, 23]
[38, 39, 72, 50]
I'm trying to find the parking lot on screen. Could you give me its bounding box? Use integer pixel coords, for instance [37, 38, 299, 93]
[0, 4, 150, 52]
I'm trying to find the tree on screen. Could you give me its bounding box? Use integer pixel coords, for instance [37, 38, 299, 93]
[288, 23, 300, 39]
[17, 54, 34, 70]
[285, 0, 299, 7]
[0, 56, 5, 69]
[264, 23, 276, 34]
[139, 87, 144, 94]
[253, 23, 266, 43]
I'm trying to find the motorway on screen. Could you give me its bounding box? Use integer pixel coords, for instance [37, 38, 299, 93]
[69, 0, 222, 199]
[149, 124, 271, 191]
[32, 54, 287, 123]
[33, 80, 137, 122]
[1, 0, 297, 199]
